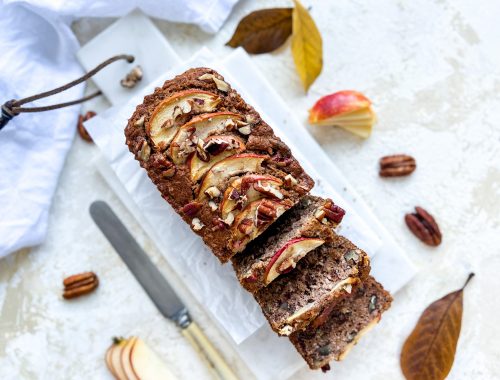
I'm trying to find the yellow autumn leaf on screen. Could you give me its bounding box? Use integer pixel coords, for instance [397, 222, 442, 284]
[291, 0, 323, 91]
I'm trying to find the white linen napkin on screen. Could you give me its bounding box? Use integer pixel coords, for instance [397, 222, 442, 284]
[0, 1, 239, 258]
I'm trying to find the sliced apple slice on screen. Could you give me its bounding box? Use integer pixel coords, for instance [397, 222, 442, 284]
[188, 135, 246, 181]
[264, 238, 325, 285]
[130, 338, 178, 380]
[110, 338, 129, 380]
[220, 174, 283, 219]
[105, 345, 118, 379]
[230, 199, 286, 252]
[121, 337, 139, 380]
[147, 90, 221, 151]
[309, 91, 376, 138]
[197, 153, 268, 201]
[169, 112, 244, 164]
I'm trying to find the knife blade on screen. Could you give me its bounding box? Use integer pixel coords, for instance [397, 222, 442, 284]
[89, 200, 238, 380]
[89, 200, 188, 326]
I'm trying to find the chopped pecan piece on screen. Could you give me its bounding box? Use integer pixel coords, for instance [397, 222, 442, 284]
[77, 111, 96, 143]
[181, 201, 202, 217]
[405, 206, 442, 246]
[323, 200, 346, 224]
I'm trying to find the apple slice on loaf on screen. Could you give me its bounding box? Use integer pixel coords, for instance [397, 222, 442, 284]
[232, 195, 345, 293]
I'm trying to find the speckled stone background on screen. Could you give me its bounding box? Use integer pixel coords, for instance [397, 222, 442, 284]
[1, 0, 499, 379]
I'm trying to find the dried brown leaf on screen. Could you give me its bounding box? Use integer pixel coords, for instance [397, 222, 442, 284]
[400, 273, 474, 380]
[226, 8, 293, 54]
[291, 0, 323, 91]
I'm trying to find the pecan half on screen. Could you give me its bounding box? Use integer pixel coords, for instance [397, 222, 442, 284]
[405, 206, 442, 246]
[77, 111, 96, 143]
[256, 199, 277, 227]
[63, 272, 98, 299]
[379, 154, 416, 177]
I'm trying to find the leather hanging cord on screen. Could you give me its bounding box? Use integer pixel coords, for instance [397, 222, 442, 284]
[0, 54, 134, 130]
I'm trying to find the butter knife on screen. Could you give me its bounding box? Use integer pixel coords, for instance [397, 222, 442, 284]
[89, 201, 238, 380]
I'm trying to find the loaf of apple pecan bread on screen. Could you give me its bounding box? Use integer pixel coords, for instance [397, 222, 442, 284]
[289, 276, 392, 370]
[254, 235, 371, 336]
[125, 68, 314, 262]
[232, 195, 345, 293]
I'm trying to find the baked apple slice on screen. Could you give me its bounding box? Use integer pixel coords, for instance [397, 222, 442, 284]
[309, 91, 376, 138]
[130, 338, 178, 380]
[169, 112, 244, 164]
[264, 237, 325, 285]
[188, 135, 246, 181]
[147, 90, 221, 151]
[197, 153, 268, 200]
[220, 174, 283, 219]
[230, 199, 287, 252]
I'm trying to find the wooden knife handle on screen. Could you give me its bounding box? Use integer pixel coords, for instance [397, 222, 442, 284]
[182, 321, 238, 380]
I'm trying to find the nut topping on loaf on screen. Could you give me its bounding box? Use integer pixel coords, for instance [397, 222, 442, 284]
[232, 195, 345, 293]
[125, 67, 314, 262]
[254, 235, 370, 335]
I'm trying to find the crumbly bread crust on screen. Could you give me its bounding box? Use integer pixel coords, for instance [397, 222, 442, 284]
[232, 195, 342, 293]
[289, 276, 392, 369]
[254, 236, 371, 336]
[125, 68, 314, 262]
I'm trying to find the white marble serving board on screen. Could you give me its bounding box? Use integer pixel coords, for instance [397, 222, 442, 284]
[78, 11, 417, 380]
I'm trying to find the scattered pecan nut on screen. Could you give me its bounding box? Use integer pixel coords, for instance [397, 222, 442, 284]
[379, 154, 416, 177]
[77, 111, 96, 143]
[63, 272, 99, 299]
[405, 206, 442, 246]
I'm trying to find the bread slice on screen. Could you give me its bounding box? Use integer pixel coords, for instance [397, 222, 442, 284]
[289, 276, 392, 370]
[254, 236, 370, 336]
[232, 195, 345, 293]
[125, 68, 314, 262]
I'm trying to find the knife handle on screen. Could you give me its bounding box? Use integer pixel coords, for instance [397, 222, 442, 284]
[182, 321, 239, 380]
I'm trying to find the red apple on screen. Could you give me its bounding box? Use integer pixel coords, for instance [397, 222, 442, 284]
[169, 112, 244, 164]
[197, 153, 268, 201]
[188, 135, 246, 181]
[220, 174, 283, 219]
[308, 91, 376, 138]
[264, 238, 325, 285]
[147, 90, 221, 150]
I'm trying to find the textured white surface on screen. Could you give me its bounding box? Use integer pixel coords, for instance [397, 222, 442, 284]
[1, 0, 500, 379]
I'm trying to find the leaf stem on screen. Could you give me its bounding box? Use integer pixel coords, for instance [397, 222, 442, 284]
[462, 272, 475, 290]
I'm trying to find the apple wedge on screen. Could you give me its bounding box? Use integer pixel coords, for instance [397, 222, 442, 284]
[197, 153, 268, 201]
[169, 112, 244, 164]
[309, 91, 376, 138]
[121, 337, 139, 380]
[105, 345, 118, 379]
[220, 174, 283, 219]
[264, 238, 325, 285]
[147, 90, 221, 151]
[230, 199, 286, 252]
[109, 338, 129, 380]
[188, 135, 246, 182]
[130, 338, 178, 380]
